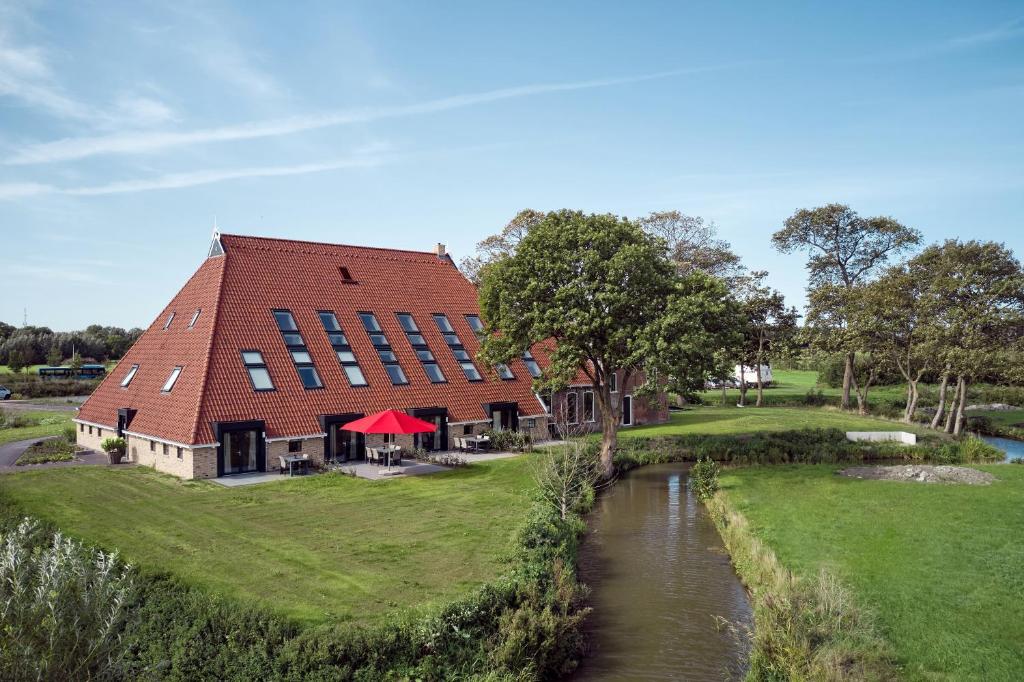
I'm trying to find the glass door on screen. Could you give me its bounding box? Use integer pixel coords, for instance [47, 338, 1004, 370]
[329, 422, 365, 462]
[622, 395, 633, 426]
[222, 429, 259, 474]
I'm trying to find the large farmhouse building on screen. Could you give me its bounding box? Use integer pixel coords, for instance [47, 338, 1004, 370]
[75, 233, 667, 479]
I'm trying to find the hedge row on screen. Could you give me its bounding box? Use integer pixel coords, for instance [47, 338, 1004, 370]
[614, 428, 1004, 470]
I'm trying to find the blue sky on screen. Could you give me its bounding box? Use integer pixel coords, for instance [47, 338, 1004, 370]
[1, 1, 1022, 329]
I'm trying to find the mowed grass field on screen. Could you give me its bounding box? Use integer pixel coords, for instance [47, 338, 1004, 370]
[0, 459, 535, 625]
[720, 464, 1024, 680]
[0, 409, 72, 445]
[619, 405, 932, 438]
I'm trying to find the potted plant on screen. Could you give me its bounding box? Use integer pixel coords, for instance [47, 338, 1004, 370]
[101, 436, 127, 465]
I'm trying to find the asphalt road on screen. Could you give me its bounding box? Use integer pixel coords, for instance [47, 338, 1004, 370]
[0, 397, 86, 413]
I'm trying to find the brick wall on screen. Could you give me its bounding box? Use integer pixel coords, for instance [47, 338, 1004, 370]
[551, 370, 669, 435]
[266, 436, 325, 473]
[74, 421, 113, 453]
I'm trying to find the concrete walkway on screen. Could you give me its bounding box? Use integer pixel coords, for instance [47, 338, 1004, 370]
[0, 436, 107, 472]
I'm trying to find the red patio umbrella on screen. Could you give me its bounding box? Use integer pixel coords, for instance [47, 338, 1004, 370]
[341, 409, 437, 470]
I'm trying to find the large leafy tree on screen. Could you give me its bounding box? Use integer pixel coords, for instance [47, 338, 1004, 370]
[772, 204, 920, 409]
[478, 210, 738, 478]
[638, 211, 745, 282]
[733, 272, 799, 407]
[909, 240, 1024, 434]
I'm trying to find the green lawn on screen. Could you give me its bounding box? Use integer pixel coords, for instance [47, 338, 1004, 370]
[0, 459, 535, 625]
[968, 408, 1024, 428]
[620, 405, 931, 438]
[720, 464, 1024, 680]
[0, 409, 72, 445]
[697, 369, 911, 405]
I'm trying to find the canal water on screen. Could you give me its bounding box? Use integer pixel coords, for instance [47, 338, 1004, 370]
[982, 436, 1024, 462]
[572, 464, 752, 681]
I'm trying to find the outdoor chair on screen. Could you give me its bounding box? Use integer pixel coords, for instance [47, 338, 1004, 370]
[454, 437, 465, 452]
[278, 456, 288, 474]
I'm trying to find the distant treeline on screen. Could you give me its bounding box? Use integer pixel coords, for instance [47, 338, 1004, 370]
[0, 322, 142, 366]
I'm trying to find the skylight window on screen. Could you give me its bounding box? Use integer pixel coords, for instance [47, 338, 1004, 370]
[163, 312, 175, 330]
[240, 351, 274, 391]
[120, 364, 139, 387]
[433, 314, 482, 382]
[522, 350, 543, 379]
[339, 267, 356, 283]
[496, 363, 515, 380]
[465, 315, 485, 335]
[360, 312, 408, 385]
[162, 366, 182, 392]
[188, 309, 201, 329]
[318, 311, 367, 387]
[396, 313, 445, 383]
[464, 314, 512, 380]
[272, 309, 323, 390]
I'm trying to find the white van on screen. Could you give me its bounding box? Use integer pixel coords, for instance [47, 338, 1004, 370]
[734, 364, 773, 386]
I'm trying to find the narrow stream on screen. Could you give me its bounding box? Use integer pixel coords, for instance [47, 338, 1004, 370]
[981, 436, 1024, 462]
[572, 464, 752, 681]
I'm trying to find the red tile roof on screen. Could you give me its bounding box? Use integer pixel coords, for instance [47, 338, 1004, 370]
[77, 234, 549, 444]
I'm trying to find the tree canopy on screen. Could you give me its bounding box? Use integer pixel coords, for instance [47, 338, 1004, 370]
[477, 209, 737, 476]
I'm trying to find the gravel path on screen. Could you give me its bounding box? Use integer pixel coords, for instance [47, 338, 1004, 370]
[839, 464, 997, 485]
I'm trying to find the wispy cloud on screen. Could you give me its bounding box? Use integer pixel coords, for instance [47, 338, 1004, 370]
[947, 17, 1024, 48]
[8, 64, 742, 165]
[0, 150, 400, 200]
[0, 33, 96, 121]
[8, 263, 109, 284]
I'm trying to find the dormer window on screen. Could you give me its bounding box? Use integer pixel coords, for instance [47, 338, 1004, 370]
[163, 312, 175, 330]
[162, 366, 182, 392]
[120, 364, 139, 387]
[188, 309, 201, 328]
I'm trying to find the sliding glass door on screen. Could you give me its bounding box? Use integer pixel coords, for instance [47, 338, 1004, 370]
[222, 429, 258, 474]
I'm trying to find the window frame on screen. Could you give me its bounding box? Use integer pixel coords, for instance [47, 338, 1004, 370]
[188, 308, 201, 329]
[522, 350, 542, 379]
[272, 309, 323, 390]
[566, 391, 579, 425]
[161, 366, 182, 393]
[162, 312, 175, 330]
[240, 350, 275, 392]
[120, 363, 139, 388]
[395, 312, 446, 384]
[583, 390, 596, 423]
[433, 313, 482, 382]
[359, 312, 408, 386]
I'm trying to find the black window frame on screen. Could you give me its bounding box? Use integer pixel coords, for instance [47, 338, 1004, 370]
[271, 309, 323, 390]
[433, 314, 482, 382]
[288, 439, 302, 453]
[583, 390, 595, 423]
[396, 313, 446, 384]
[318, 311, 367, 387]
[359, 312, 408, 386]
[522, 350, 542, 379]
[240, 350, 275, 392]
[464, 314, 513, 380]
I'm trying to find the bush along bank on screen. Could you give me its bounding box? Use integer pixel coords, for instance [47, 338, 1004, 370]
[0, 489, 591, 681]
[614, 428, 1003, 469]
[705, 495, 900, 681]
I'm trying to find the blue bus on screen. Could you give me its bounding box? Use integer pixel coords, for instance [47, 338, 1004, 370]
[38, 364, 107, 380]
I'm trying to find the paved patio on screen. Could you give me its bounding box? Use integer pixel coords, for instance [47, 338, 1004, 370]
[210, 448, 533, 486]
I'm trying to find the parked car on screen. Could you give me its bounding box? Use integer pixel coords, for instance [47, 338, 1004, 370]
[0, 386, 11, 400]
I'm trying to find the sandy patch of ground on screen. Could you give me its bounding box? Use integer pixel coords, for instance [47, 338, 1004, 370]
[839, 465, 996, 485]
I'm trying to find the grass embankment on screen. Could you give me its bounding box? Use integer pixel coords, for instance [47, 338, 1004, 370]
[716, 465, 1024, 680]
[0, 410, 72, 445]
[0, 459, 534, 625]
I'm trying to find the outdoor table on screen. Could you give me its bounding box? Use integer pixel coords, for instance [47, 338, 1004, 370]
[283, 455, 309, 476]
[378, 444, 401, 467]
[463, 436, 488, 452]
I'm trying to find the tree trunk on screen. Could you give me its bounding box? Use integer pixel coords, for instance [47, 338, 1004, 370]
[953, 377, 970, 436]
[595, 384, 619, 480]
[738, 372, 748, 407]
[851, 370, 874, 415]
[753, 352, 761, 405]
[944, 377, 963, 434]
[841, 352, 854, 410]
[721, 380, 728, 407]
[904, 380, 920, 424]
[930, 372, 949, 429]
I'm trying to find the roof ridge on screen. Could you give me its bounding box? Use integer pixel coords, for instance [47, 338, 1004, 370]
[187, 256, 229, 445]
[220, 232, 443, 258]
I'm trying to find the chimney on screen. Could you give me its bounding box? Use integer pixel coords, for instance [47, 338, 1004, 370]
[434, 243, 446, 258]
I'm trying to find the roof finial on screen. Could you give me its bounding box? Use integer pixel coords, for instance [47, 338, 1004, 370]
[207, 218, 225, 258]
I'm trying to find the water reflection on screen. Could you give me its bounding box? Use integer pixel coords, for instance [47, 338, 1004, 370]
[573, 464, 752, 681]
